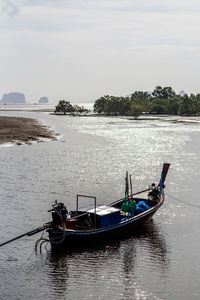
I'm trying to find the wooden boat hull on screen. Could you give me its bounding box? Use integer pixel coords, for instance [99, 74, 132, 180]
[48, 199, 163, 249]
[0, 164, 170, 250]
[48, 162, 170, 250]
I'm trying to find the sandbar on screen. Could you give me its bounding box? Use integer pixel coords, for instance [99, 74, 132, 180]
[0, 116, 56, 145]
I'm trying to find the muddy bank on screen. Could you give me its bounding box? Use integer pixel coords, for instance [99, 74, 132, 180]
[0, 116, 56, 145]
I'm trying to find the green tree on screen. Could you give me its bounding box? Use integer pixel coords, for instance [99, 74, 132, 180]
[152, 86, 175, 99]
[167, 97, 181, 115]
[179, 95, 192, 115]
[104, 96, 121, 115]
[55, 100, 74, 115]
[128, 103, 144, 119]
[149, 98, 166, 114]
[94, 95, 129, 115]
[93, 86, 200, 116]
[179, 95, 200, 115]
[195, 93, 200, 101]
[73, 105, 90, 115]
[55, 101, 90, 116]
[118, 97, 131, 115]
[131, 91, 151, 108]
[94, 96, 110, 113]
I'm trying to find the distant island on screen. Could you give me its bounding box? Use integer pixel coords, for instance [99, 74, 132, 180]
[38, 97, 48, 104]
[0, 92, 49, 105]
[1, 92, 26, 104]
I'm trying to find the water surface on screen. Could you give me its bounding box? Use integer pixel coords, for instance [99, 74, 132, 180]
[0, 111, 200, 299]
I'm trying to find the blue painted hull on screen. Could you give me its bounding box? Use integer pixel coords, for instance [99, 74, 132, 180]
[48, 197, 163, 249]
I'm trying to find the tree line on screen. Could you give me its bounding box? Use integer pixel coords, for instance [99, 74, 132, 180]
[93, 86, 200, 118]
[55, 100, 90, 115]
[55, 86, 200, 118]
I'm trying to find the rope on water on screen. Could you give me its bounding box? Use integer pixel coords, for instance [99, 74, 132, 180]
[166, 193, 200, 209]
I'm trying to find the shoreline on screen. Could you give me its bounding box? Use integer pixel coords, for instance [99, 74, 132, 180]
[50, 112, 200, 124]
[0, 116, 57, 146]
[1, 106, 200, 123]
[0, 112, 199, 147]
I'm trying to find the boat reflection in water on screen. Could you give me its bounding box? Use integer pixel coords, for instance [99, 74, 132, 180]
[45, 220, 170, 299]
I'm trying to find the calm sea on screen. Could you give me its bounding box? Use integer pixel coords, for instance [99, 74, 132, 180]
[0, 109, 200, 300]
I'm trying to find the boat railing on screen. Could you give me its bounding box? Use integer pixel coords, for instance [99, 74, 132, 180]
[76, 194, 97, 228]
[108, 188, 151, 206]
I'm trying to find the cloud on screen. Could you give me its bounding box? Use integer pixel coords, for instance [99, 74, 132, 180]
[1, 0, 200, 101]
[20, 0, 200, 14]
[1, 0, 20, 17]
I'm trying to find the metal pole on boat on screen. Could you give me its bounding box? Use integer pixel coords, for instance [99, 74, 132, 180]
[94, 196, 96, 229]
[76, 195, 97, 228]
[129, 174, 133, 200]
[76, 195, 78, 213]
[0, 223, 51, 248]
[125, 171, 129, 199]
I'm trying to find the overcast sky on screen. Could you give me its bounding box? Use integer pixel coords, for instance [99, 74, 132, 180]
[1, 0, 200, 103]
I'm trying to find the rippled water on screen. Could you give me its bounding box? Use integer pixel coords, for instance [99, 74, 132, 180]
[0, 111, 200, 299]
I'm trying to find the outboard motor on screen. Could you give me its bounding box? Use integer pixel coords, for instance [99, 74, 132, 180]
[49, 201, 68, 228]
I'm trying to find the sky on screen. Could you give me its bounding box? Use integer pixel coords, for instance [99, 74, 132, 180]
[1, 0, 200, 103]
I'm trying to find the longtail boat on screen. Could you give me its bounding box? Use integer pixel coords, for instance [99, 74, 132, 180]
[0, 163, 170, 250]
[47, 163, 170, 249]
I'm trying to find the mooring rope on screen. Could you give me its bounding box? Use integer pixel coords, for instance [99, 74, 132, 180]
[166, 193, 200, 209]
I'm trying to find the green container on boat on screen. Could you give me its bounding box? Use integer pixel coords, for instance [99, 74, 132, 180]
[121, 199, 136, 213]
